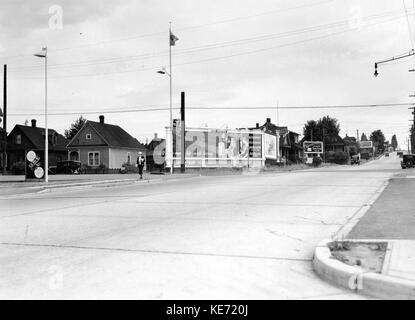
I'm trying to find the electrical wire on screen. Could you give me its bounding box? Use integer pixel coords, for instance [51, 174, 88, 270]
[9, 8, 410, 73]
[10, 12, 412, 80]
[7, 103, 415, 117]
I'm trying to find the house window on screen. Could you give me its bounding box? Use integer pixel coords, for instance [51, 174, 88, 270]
[127, 152, 131, 165]
[86, 133, 92, 140]
[15, 134, 21, 145]
[88, 152, 100, 166]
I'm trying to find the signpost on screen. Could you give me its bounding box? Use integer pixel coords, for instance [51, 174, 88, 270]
[25, 150, 45, 181]
[303, 141, 324, 164]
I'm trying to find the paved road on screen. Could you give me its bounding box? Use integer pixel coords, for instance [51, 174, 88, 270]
[0, 155, 403, 299]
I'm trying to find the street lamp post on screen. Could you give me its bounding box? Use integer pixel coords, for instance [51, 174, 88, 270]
[157, 67, 174, 174]
[34, 47, 48, 183]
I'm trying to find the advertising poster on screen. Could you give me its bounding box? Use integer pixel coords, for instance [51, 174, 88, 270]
[264, 133, 277, 159]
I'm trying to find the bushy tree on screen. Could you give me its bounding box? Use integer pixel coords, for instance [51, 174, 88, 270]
[391, 134, 398, 151]
[65, 116, 86, 141]
[303, 116, 340, 141]
[370, 129, 386, 153]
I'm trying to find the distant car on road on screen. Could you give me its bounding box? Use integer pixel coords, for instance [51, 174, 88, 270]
[385, 152, 389, 157]
[401, 154, 415, 169]
[49, 160, 82, 174]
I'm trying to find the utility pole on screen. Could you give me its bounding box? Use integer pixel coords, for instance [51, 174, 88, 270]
[180, 92, 185, 173]
[409, 107, 415, 154]
[2, 65, 6, 176]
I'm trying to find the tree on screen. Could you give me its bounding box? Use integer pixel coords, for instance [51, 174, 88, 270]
[317, 115, 340, 137]
[391, 134, 398, 151]
[65, 116, 86, 141]
[360, 133, 368, 141]
[303, 116, 340, 142]
[303, 120, 320, 141]
[370, 129, 386, 153]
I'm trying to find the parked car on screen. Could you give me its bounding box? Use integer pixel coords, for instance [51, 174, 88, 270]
[49, 160, 82, 174]
[401, 154, 415, 169]
[385, 152, 389, 157]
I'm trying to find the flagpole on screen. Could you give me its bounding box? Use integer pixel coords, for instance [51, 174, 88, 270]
[169, 22, 173, 174]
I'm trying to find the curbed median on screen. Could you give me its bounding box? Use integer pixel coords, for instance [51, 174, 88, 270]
[313, 239, 415, 300]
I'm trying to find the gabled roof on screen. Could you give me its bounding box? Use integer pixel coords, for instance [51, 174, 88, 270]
[12, 125, 68, 150]
[71, 120, 146, 150]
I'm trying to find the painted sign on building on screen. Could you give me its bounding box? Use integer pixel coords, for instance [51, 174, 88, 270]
[169, 127, 264, 168]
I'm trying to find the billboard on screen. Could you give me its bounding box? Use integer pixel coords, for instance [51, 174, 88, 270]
[303, 141, 324, 154]
[171, 127, 263, 167]
[359, 141, 373, 149]
[25, 149, 45, 180]
[264, 133, 277, 160]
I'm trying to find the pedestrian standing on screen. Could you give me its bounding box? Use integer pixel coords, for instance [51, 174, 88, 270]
[137, 152, 145, 180]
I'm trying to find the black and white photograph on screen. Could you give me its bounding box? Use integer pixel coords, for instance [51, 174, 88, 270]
[1, 0, 415, 304]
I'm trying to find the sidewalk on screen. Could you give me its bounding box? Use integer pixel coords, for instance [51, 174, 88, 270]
[0, 173, 200, 197]
[314, 168, 415, 299]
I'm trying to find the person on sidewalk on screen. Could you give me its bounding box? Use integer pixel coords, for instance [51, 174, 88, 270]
[136, 152, 146, 180]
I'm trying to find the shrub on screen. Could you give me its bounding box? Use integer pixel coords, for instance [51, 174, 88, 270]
[334, 151, 348, 164]
[325, 151, 336, 163]
[312, 156, 322, 167]
[12, 161, 26, 175]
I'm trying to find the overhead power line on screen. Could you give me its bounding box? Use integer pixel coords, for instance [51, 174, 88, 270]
[10, 8, 410, 74]
[8, 103, 415, 116]
[10, 11, 413, 80]
[0, 0, 335, 62]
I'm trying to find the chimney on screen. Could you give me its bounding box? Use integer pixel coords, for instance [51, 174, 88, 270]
[266, 118, 271, 124]
[99, 115, 105, 124]
[256, 123, 259, 129]
[31, 119, 37, 128]
[154, 133, 158, 139]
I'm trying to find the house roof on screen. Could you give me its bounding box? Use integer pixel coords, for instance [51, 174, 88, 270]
[87, 121, 146, 150]
[13, 125, 68, 151]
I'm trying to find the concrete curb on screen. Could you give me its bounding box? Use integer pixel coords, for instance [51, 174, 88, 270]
[313, 239, 415, 300]
[1, 174, 202, 199]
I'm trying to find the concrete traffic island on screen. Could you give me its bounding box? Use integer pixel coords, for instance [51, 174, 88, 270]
[313, 239, 415, 299]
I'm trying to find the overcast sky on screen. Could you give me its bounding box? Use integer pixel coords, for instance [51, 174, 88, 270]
[1, 0, 415, 148]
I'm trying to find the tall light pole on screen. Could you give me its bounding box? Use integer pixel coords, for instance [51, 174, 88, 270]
[34, 47, 48, 183]
[157, 67, 173, 174]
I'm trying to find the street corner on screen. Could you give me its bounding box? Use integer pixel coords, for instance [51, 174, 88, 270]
[313, 239, 415, 300]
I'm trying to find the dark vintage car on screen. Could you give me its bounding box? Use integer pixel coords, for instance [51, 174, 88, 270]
[49, 160, 82, 174]
[401, 154, 415, 169]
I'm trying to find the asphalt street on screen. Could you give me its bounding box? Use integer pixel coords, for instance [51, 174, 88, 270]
[0, 154, 404, 299]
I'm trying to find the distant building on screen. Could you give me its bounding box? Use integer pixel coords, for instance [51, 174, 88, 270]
[254, 118, 302, 164]
[0, 127, 6, 171]
[145, 133, 165, 172]
[343, 135, 358, 156]
[323, 134, 346, 153]
[66, 115, 147, 169]
[7, 119, 68, 173]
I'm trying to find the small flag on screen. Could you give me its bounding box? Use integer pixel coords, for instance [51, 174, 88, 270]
[170, 31, 179, 46]
[34, 47, 47, 58]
